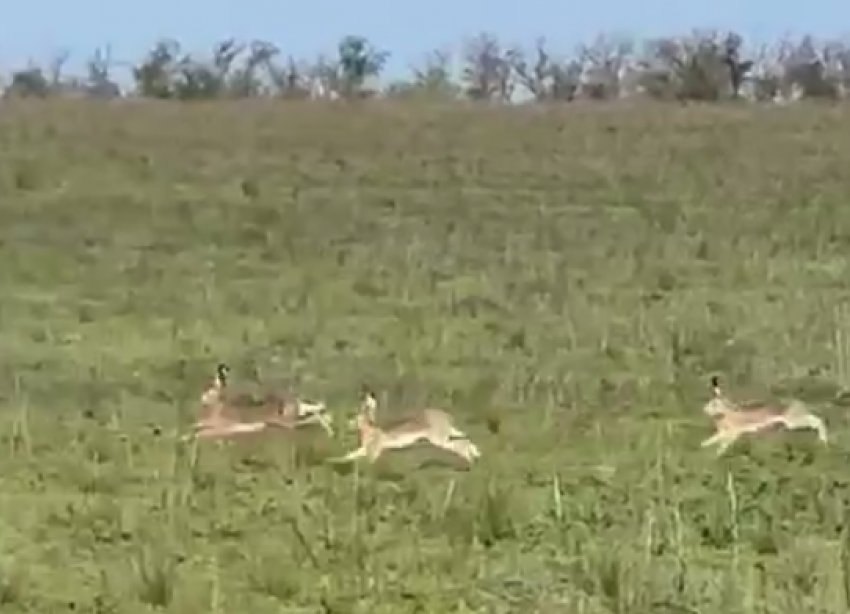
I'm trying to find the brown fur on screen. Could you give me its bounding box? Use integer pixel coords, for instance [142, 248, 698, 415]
[329, 389, 481, 464]
[701, 376, 828, 456]
[186, 363, 332, 441]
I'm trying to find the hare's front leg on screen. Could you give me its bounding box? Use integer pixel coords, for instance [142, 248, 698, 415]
[328, 446, 368, 463]
[700, 432, 723, 448]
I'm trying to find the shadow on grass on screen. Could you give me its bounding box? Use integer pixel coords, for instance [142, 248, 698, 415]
[325, 451, 472, 480]
[323, 460, 408, 484]
[415, 457, 473, 472]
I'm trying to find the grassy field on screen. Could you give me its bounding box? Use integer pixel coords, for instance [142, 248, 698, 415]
[1, 100, 850, 613]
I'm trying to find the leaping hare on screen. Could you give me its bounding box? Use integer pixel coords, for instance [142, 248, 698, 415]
[185, 363, 333, 441]
[329, 388, 482, 465]
[700, 375, 828, 456]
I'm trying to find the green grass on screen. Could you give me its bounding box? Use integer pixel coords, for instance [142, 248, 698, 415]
[1, 100, 850, 613]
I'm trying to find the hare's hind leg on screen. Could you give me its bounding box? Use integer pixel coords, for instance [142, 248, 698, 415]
[449, 438, 481, 462]
[316, 413, 335, 436]
[429, 434, 480, 463]
[464, 439, 482, 459]
[447, 426, 481, 459]
[784, 413, 828, 443]
[812, 416, 829, 443]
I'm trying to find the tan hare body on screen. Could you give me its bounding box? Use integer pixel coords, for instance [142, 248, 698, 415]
[701, 376, 828, 456]
[186, 363, 333, 441]
[330, 389, 482, 465]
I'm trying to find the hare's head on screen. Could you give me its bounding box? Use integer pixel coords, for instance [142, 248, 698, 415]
[352, 386, 378, 428]
[703, 376, 735, 417]
[201, 362, 230, 406]
[215, 363, 230, 387]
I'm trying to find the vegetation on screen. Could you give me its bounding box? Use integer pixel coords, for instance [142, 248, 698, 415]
[1, 27, 850, 614]
[3, 30, 850, 102]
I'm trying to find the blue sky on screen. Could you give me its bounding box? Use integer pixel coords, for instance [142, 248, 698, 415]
[0, 0, 846, 79]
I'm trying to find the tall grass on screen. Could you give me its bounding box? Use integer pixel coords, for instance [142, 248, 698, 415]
[0, 100, 847, 613]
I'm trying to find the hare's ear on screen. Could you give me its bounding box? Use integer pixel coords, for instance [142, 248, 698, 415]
[216, 363, 230, 386]
[359, 385, 378, 416]
[710, 376, 722, 398]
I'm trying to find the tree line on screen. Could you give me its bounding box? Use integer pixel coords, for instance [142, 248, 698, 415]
[4, 31, 849, 103]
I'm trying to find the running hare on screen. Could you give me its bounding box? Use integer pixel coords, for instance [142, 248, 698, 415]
[329, 388, 482, 465]
[700, 375, 828, 456]
[186, 363, 333, 441]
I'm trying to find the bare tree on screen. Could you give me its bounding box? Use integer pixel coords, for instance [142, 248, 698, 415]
[4, 66, 50, 99]
[132, 39, 284, 100]
[83, 46, 122, 98]
[265, 55, 313, 99]
[173, 39, 246, 100]
[386, 49, 462, 100]
[224, 41, 278, 98]
[306, 54, 343, 99]
[300, 37, 388, 100]
[132, 39, 182, 99]
[461, 33, 514, 102]
[47, 51, 71, 93]
[335, 36, 389, 99]
[575, 34, 634, 100]
[721, 33, 754, 99]
[509, 38, 581, 102]
[745, 41, 786, 101]
[6, 29, 850, 105]
[4, 51, 73, 99]
[823, 39, 850, 97]
[779, 36, 841, 100]
[637, 31, 751, 101]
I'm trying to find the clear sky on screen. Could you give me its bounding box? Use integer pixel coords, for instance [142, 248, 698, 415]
[0, 0, 846, 79]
